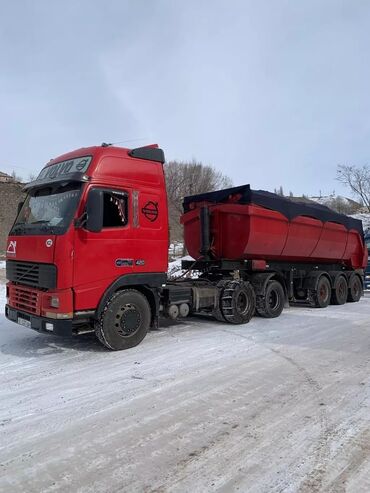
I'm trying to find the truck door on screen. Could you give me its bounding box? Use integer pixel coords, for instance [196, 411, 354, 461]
[73, 187, 136, 311]
[73, 184, 167, 312]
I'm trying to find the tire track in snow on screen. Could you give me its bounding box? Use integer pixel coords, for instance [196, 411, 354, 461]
[325, 428, 370, 492]
[219, 327, 331, 492]
[220, 320, 370, 493]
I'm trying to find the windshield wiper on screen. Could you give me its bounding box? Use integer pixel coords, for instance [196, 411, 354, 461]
[12, 222, 26, 233]
[12, 221, 56, 235]
[31, 220, 56, 234]
[39, 223, 56, 235]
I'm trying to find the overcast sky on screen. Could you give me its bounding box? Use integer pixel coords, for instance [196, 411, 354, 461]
[1, 0, 370, 196]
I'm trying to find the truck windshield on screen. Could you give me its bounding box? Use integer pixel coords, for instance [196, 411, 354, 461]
[11, 182, 82, 236]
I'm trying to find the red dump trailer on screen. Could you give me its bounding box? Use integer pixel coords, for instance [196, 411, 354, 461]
[5, 145, 367, 350]
[180, 185, 367, 319]
[182, 185, 366, 270]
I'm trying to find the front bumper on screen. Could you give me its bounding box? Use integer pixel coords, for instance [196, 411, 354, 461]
[5, 305, 73, 336]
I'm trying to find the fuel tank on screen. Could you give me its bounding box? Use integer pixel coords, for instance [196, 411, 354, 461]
[181, 185, 367, 270]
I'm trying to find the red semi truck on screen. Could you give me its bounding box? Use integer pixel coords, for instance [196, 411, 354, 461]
[5, 144, 367, 350]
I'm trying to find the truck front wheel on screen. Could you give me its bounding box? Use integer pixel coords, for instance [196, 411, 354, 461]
[95, 289, 151, 350]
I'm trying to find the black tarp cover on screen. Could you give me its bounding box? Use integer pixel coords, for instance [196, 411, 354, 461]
[183, 184, 364, 236]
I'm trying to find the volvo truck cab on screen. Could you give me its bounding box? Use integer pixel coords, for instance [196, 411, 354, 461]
[5, 145, 169, 347]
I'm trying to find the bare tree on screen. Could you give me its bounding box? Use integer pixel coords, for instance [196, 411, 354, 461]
[164, 160, 232, 246]
[10, 170, 23, 183]
[274, 186, 285, 196]
[337, 165, 370, 212]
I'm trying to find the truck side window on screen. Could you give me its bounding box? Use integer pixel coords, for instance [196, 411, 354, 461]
[103, 191, 128, 227]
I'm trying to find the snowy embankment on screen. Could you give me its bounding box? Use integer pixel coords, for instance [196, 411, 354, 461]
[167, 255, 200, 279]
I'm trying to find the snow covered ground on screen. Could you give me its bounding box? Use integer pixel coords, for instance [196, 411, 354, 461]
[168, 255, 201, 279]
[1, 265, 370, 492]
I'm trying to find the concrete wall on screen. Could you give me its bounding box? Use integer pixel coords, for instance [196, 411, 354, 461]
[0, 182, 24, 255]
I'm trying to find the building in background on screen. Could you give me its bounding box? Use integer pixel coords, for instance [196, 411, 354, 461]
[0, 173, 24, 255]
[0, 171, 15, 183]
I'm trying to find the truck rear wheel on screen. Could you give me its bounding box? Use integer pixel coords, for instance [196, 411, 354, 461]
[221, 280, 256, 324]
[311, 276, 331, 308]
[212, 280, 228, 322]
[331, 276, 348, 305]
[95, 289, 151, 350]
[347, 275, 362, 302]
[256, 280, 285, 318]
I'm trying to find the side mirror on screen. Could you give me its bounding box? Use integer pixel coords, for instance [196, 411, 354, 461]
[85, 189, 104, 232]
[17, 201, 24, 215]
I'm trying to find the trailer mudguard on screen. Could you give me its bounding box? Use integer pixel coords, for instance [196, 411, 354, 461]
[328, 271, 347, 289]
[250, 272, 287, 297]
[302, 271, 331, 291]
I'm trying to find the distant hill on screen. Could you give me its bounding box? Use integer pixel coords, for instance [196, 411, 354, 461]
[309, 194, 362, 214]
[284, 193, 362, 215]
[288, 194, 370, 231]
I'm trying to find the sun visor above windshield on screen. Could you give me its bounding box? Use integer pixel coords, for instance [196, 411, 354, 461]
[24, 156, 92, 191]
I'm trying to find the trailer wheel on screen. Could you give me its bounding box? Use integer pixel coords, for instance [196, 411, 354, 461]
[331, 276, 348, 305]
[347, 275, 362, 302]
[256, 280, 285, 318]
[311, 276, 331, 308]
[95, 289, 151, 350]
[221, 280, 256, 324]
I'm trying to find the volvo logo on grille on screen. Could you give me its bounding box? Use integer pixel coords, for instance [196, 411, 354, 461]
[46, 239, 53, 247]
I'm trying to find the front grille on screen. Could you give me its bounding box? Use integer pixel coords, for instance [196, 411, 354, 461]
[6, 261, 57, 289]
[11, 285, 39, 314]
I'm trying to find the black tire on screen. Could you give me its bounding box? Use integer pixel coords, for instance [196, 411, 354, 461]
[347, 275, 363, 302]
[312, 276, 331, 308]
[212, 280, 228, 322]
[331, 276, 348, 305]
[256, 280, 285, 318]
[95, 289, 151, 350]
[221, 280, 256, 324]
